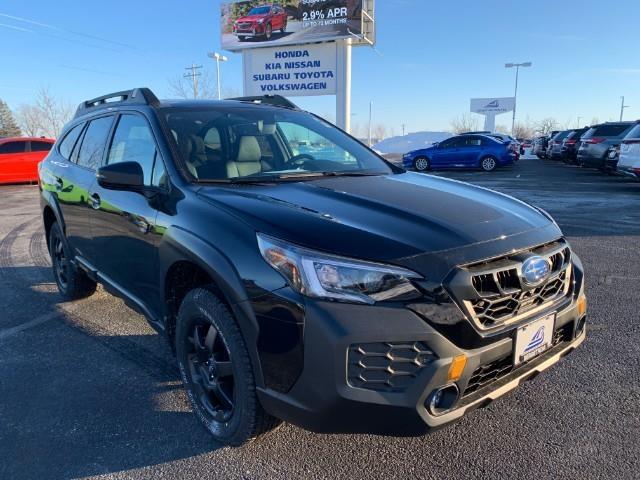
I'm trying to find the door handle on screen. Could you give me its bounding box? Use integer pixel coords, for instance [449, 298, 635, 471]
[89, 193, 101, 210]
[55, 177, 64, 191]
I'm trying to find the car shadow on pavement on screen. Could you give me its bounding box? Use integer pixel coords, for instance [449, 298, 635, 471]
[0, 269, 224, 479]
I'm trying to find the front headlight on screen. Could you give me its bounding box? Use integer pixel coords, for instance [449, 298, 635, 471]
[257, 233, 422, 304]
[257, 18, 265, 24]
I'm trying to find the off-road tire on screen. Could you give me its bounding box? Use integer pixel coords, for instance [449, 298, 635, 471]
[49, 221, 97, 300]
[176, 286, 280, 446]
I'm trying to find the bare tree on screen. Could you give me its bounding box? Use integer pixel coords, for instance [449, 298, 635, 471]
[17, 104, 43, 137]
[535, 117, 560, 135]
[0, 99, 22, 137]
[32, 88, 73, 138]
[512, 118, 536, 139]
[372, 123, 387, 141]
[450, 113, 480, 134]
[495, 124, 509, 133]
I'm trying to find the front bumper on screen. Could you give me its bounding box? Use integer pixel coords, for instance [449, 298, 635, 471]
[258, 269, 587, 435]
[234, 25, 266, 37]
[617, 165, 640, 180]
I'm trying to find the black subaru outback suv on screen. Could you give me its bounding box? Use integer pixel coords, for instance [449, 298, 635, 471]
[39, 88, 587, 446]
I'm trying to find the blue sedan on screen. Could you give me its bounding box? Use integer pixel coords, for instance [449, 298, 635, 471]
[403, 134, 516, 172]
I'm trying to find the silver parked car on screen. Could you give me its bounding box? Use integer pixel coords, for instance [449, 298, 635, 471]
[617, 122, 640, 181]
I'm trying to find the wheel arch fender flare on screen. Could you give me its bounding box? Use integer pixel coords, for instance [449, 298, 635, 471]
[159, 226, 266, 388]
[41, 189, 66, 239]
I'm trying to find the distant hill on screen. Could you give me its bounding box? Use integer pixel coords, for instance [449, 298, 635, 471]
[373, 131, 452, 154]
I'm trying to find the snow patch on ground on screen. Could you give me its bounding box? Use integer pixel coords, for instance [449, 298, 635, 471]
[373, 131, 452, 154]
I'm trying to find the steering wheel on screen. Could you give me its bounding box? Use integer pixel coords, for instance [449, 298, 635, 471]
[290, 153, 316, 168]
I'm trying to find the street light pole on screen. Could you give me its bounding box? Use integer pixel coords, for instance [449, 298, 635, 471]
[208, 52, 228, 100]
[505, 61, 532, 135]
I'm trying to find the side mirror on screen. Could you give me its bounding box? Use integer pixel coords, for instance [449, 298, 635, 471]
[97, 161, 144, 191]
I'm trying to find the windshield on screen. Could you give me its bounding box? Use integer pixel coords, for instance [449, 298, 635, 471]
[162, 106, 394, 182]
[248, 6, 270, 15]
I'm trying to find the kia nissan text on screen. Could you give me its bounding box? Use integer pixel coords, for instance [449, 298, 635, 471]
[39, 89, 587, 446]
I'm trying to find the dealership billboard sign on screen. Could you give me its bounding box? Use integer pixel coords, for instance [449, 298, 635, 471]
[470, 97, 516, 115]
[243, 43, 337, 96]
[221, 0, 371, 51]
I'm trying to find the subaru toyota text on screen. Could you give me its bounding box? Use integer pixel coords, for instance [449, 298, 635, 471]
[39, 88, 587, 446]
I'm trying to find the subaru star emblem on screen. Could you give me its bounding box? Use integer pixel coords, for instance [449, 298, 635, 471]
[521, 255, 551, 287]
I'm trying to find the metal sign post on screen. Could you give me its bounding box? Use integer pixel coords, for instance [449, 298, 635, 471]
[335, 38, 352, 133]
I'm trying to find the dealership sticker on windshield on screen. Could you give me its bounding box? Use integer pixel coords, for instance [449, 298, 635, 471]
[514, 313, 555, 366]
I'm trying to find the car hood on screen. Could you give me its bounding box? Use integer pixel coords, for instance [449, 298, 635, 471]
[197, 172, 560, 274]
[236, 15, 267, 22]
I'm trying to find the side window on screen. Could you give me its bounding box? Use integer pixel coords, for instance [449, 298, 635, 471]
[76, 116, 114, 170]
[30, 141, 53, 152]
[466, 137, 482, 147]
[447, 137, 465, 148]
[0, 141, 27, 154]
[107, 114, 157, 186]
[59, 124, 84, 160]
[439, 137, 458, 148]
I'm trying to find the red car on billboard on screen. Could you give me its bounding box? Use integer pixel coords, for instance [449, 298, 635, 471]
[0, 137, 55, 184]
[233, 4, 288, 41]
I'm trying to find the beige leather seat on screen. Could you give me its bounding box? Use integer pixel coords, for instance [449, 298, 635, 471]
[227, 136, 262, 178]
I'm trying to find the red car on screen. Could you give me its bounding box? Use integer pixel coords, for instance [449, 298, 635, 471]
[233, 4, 287, 41]
[0, 137, 55, 184]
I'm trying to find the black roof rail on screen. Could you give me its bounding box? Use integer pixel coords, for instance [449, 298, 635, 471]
[74, 88, 160, 118]
[228, 95, 299, 110]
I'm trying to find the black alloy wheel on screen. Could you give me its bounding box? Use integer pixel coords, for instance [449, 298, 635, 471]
[176, 287, 280, 445]
[48, 221, 96, 300]
[51, 230, 69, 291]
[186, 320, 236, 422]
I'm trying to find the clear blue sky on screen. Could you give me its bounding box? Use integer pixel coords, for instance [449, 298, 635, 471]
[1, 0, 639, 135]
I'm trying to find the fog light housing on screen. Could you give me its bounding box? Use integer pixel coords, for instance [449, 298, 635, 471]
[427, 384, 460, 416]
[576, 316, 586, 337]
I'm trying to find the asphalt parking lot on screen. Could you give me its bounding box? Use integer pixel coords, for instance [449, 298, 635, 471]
[1, 158, 639, 480]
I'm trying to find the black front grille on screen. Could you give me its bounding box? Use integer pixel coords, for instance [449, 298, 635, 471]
[471, 269, 568, 327]
[347, 342, 436, 392]
[462, 322, 575, 397]
[452, 240, 573, 330]
[464, 355, 513, 396]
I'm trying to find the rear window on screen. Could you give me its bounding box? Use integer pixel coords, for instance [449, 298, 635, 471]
[553, 131, 572, 141]
[76, 116, 114, 170]
[31, 141, 53, 152]
[0, 141, 27, 154]
[592, 124, 632, 138]
[624, 123, 640, 139]
[59, 124, 84, 160]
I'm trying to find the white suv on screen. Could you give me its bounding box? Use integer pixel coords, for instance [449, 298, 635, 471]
[618, 122, 640, 181]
